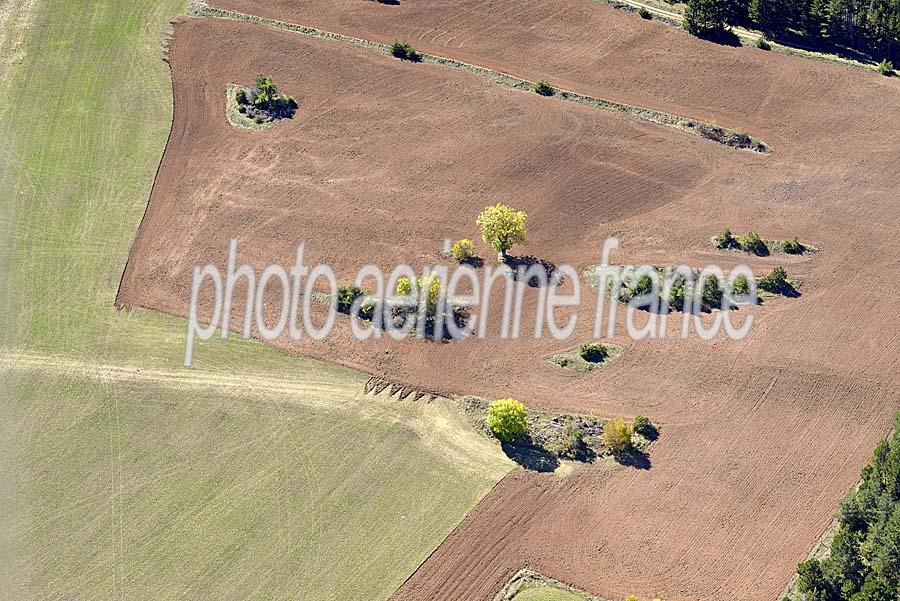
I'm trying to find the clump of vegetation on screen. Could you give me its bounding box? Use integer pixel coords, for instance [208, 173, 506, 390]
[393, 273, 469, 336]
[756, 36, 772, 50]
[336, 284, 362, 313]
[476, 203, 527, 262]
[638, 7, 653, 19]
[878, 58, 894, 76]
[235, 75, 298, 123]
[790, 413, 900, 601]
[603, 417, 633, 454]
[487, 398, 528, 442]
[737, 230, 769, 256]
[782, 236, 806, 254]
[714, 227, 739, 250]
[758, 266, 795, 295]
[533, 79, 555, 96]
[450, 238, 475, 262]
[632, 416, 659, 441]
[683, 0, 729, 37]
[731, 274, 751, 296]
[390, 40, 420, 61]
[579, 342, 608, 363]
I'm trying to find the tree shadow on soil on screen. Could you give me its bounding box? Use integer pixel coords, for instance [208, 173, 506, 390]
[613, 447, 651, 470]
[461, 256, 484, 269]
[697, 28, 741, 47]
[501, 439, 560, 473]
[506, 255, 562, 288]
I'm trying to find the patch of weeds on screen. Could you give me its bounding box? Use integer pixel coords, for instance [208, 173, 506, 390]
[550, 343, 624, 373]
[533, 79, 555, 96]
[878, 58, 894, 76]
[390, 40, 420, 61]
[757, 36, 772, 50]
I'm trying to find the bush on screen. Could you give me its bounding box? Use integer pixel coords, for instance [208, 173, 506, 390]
[603, 418, 633, 453]
[476, 203, 527, 261]
[633, 415, 659, 440]
[782, 236, 805, 254]
[533, 79, 554, 96]
[878, 58, 894, 76]
[638, 7, 653, 19]
[714, 227, 738, 249]
[738, 230, 769, 255]
[235, 88, 248, 105]
[390, 41, 420, 61]
[487, 399, 528, 442]
[336, 284, 362, 314]
[756, 36, 771, 50]
[556, 422, 588, 459]
[758, 266, 790, 293]
[731, 274, 751, 296]
[450, 239, 475, 262]
[580, 342, 608, 363]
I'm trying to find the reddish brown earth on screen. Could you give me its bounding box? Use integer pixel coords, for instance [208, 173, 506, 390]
[119, 5, 900, 601]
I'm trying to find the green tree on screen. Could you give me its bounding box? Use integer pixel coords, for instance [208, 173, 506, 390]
[750, 0, 789, 34]
[684, 0, 731, 36]
[487, 399, 528, 442]
[476, 203, 527, 262]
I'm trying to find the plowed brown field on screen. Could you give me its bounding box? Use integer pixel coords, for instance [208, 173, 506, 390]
[118, 4, 900, 601]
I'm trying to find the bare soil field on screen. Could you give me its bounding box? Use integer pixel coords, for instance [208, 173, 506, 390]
[118, 7, 900, 601]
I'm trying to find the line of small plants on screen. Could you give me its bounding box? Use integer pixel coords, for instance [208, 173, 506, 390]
[191, 2, 770, 153]
[586, 263, 800, 311]
[462, 397, 658, 470]
[714, 227, 810, 256]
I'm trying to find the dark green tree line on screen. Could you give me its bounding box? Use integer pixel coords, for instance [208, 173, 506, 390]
[789, 413, 900, 601]
[684, 0, 900, 63]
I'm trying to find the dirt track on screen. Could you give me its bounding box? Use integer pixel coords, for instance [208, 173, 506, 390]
[118, 4, 900, 601]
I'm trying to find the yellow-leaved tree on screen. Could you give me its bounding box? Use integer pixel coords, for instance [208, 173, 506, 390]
[476, 203, 527, 262]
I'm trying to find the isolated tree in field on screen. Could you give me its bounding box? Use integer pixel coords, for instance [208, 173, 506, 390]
[486, 398, 528, 442]
[603, 417, 633, 453]
[684, 0, 730, 36]
[476, 203, 527, 262]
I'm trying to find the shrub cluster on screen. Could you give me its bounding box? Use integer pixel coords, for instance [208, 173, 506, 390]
[782, 236, 805, 255]
[579, 342, 608, 363]
[737, 230, 769, 256]
[235, 75, 298, 122]
[758, 266, 792, 294]
[791, 413, 900, 601]
[603, 417, 633, 454]
[878, 58, 894, 76]
[390, 41, 420, 61]
[450, 238, 475, 262]
[533, 79, 555, 96]
[487, 398, 528, 442]
[714, 227, 738, 249]
[638, 7, 653, 19]
[632, 415, 659, 440]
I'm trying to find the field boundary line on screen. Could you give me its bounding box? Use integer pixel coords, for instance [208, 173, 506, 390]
[187, 0, 770, 154]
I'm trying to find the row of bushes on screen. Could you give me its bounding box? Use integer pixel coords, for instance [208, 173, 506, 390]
[714, 227, 806, 256]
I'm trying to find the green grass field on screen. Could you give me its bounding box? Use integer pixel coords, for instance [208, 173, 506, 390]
[0, 1, 511, 599]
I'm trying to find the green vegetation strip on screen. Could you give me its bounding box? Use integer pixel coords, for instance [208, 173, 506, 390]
[189, 0, 769, 153]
